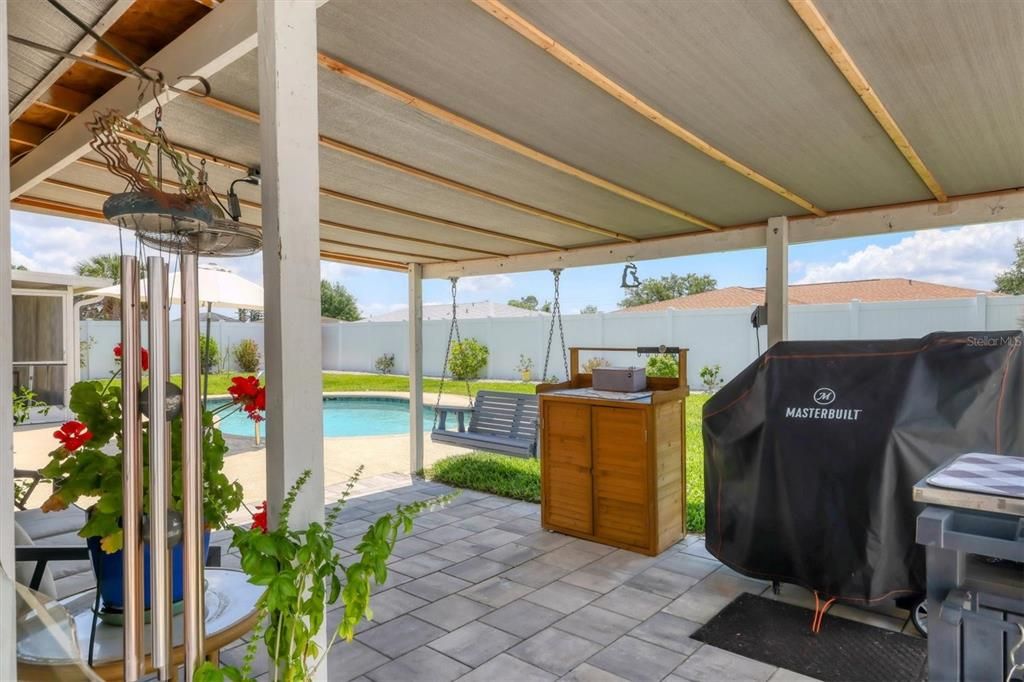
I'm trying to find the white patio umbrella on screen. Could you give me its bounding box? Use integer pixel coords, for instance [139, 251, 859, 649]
[86, 264, 264, 310]
[87, 265, 265, 403]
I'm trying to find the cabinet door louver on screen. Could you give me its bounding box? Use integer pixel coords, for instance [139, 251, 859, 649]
[541, 401, 592, 534]
[592, 407, 649, 548]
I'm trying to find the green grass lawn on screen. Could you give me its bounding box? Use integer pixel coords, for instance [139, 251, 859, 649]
[116, 371, 537, 398]
[427, 393, 709, 533]
[103, 370, 710, 532]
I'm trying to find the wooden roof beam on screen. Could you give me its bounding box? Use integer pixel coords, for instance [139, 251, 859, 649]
[788, 0, 947, 202]
[473, 0, 826, 217]
[9, 0, 135, 121]
[317, 52, 720, 232]
[33, 84, 94, 117]
[10, 121, 49, 146]
[42, 175, 504, 261]
[320, 251, 407, 272]
[194, 94, 603, 248]
[10, 0, 261, 198]
[318, 235, 447, 262]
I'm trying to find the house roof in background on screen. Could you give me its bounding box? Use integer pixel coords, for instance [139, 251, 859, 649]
[12, 269, 112, 293]
[616, 278, 995, 313]
[367, 300, 550, 322]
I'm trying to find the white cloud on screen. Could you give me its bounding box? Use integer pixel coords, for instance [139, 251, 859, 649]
[11, 247, 41, 270]
[12, 212, 126, 274]
[797, 221, 1024, 290]
[458, 274, 513, 294]
[360, 302, 407, 317]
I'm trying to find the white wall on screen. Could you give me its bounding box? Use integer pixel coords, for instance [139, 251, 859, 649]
[80, 320, 266, 379]
[83, 295, 1024, 387]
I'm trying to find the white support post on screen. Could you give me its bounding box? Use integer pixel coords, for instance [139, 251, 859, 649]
[408, 264, 424, 473]
[849, 299, 861, 339]
[766, 216, 789, 348]
[0, 5, 15, 679]
[974, 293, 988, 330]
[258, 0, 326, 675]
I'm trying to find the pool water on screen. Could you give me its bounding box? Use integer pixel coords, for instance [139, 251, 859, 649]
[211, 397, 436, 438]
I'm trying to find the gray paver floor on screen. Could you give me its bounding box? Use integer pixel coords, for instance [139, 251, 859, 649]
[213, 473, 917, 681]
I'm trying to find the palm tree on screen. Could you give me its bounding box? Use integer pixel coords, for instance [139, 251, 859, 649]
[75, 254, 122, 282]
[75, 253, 140, 320]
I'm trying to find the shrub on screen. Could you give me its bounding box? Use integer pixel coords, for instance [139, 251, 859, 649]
[375, 353, 396, 375]
[515, 354, 534, 374]
[427, 453, 540, 503]
[582, 357, 610, 373]
[13, 386, 49, 426]
[700, 364, 723, 393]
[448, 338, 489, 380]
[646, 354, 679, 378]
[233, 339, 261, 373]
[200, 335, 220, 372]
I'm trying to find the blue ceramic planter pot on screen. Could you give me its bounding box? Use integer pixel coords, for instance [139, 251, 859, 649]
[87, 531, 210, 611]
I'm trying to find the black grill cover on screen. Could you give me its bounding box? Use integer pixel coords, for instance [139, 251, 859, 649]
[702, 330, 1023, 603]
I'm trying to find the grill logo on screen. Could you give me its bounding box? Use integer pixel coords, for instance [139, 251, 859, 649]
[786, 386, 861, 421]
[813, 387, 836, 406]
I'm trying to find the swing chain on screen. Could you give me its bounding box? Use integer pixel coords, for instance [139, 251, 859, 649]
[433, 278, 473, 429]
[541, 269, 569, 383]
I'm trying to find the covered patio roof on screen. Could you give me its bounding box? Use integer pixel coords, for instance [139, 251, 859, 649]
[7, 0, 1024, 277]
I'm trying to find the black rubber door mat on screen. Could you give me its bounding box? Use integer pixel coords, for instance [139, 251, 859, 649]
[691, 593, 926, 682]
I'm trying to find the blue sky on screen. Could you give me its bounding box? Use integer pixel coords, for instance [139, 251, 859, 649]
[10, 210, 1023, 316]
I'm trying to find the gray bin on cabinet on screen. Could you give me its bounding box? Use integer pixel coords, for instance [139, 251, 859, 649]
[915, 489, 1024, 682]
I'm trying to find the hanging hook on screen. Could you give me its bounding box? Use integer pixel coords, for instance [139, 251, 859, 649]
[621, 262, 641, 288]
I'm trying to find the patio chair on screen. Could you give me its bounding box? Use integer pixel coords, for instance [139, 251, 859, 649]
[14, 468, 45, 510]
[431, 390, 539, 458]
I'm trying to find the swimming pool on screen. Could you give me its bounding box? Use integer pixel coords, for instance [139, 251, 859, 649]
[211, 396, 436, 438]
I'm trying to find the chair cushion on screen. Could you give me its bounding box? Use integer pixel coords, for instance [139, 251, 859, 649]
[14, 522, 58, 598]
[15, 507, 88, 542]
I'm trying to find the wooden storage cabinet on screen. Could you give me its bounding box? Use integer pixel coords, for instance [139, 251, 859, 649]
[538, 351, 687, 556]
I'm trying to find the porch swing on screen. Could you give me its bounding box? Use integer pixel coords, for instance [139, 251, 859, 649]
[429, 272, 570, 458]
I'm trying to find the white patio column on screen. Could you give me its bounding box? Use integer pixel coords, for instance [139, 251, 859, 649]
[408, 264, 424, 472]
[766, 216, 790, 347]
[258, 0, 327, 672]
[0, 3, 15, 677]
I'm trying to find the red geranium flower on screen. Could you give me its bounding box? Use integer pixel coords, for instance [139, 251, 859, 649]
[113, 343, 150, 371]
[229, 375, 266, 423]
[53, 420, 92, 452]
[251, 501, 268, 533]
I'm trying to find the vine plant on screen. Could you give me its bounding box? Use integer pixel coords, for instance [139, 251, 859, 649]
[195, 468, 455, 682]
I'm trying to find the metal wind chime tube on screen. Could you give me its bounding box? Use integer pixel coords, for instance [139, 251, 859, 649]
[181, 253, 206, 677]
[147, 257, 173, 680]
[120, 256, 144, 682]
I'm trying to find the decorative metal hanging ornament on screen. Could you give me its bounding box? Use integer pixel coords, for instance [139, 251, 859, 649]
[87, 87, 261, 257]
[621, 261, 641, 288]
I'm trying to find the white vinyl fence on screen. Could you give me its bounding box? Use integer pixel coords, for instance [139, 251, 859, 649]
[82, 295, 1024, 388]
[80, 320, 266, 379]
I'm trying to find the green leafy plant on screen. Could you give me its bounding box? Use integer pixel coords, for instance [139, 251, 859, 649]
[234, 339, 262, 373]
[516, 350, 532, 376]
[645, 354, 679, 378]
[201, 335, 220, 372]
[700, 364, 723, 393]
[39, 345, 246, 553]
[13, 386, 50, 426]
[448, 338, 489, 381]
[374, 353, 395, 375]
[195, 469, 454, 682]
[80, 335, 96, 369]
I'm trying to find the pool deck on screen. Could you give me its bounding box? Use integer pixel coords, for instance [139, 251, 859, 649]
[13, 391, 469, 516]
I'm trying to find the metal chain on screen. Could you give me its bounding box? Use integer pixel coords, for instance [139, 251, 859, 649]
[541, 269, 569, 382]
[433, 278, 472, 428]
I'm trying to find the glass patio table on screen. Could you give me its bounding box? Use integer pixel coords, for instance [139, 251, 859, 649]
[17, 568, 263, 681]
